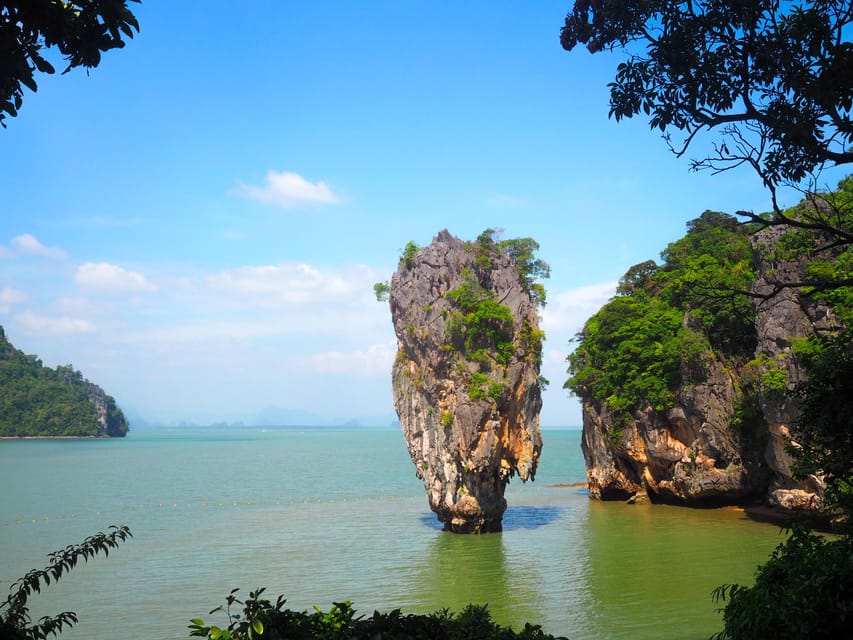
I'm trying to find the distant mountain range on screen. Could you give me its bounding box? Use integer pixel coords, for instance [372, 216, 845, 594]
[125, 405, 400, 429]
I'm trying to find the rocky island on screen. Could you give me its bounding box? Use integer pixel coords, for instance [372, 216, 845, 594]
[0, 325, 128, 437]
[384, 230, 548, 532]
[567, 184, 853, 514]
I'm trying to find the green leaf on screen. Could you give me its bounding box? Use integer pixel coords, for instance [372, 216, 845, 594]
[31, 54, 55, 74]
[252, 619, 264, 635]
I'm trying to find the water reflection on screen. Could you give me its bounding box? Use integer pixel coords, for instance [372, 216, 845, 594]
[503, 505, 563, 530]
[397, 514, 545, 626]
[419, 505, 565, 532]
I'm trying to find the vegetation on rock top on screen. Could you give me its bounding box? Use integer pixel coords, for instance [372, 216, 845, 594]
[565, 209, 759, 424]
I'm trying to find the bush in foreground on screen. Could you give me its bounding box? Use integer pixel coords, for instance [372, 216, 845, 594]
[711, 527, 853, 640]
[189, 588, 566, 640]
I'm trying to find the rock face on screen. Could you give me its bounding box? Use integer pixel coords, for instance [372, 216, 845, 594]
[580, 225, 835, 510]
[57, 366, 129, 437]
[750, 225, 833, 508]
[581, 344, 765, 505]
[389, 230, 544, 533]
[86, 381, 129, 437]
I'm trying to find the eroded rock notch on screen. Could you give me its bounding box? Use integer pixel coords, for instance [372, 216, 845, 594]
[388, 229, 547, 533]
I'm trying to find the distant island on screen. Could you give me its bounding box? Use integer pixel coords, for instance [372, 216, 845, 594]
[0, 326, 128, 438]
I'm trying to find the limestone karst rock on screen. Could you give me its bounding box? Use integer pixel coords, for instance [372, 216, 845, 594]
[388, 230, 546, 533]
[580, 343, 766, 505]
[575, 219, 839, 511]
[55, 366, 129, 437]
[749, 224, 834, 508]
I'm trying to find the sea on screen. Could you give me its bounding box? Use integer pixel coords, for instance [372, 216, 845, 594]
[0, 427, 786, 640]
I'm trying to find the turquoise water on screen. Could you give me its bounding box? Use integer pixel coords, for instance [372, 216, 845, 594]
[0, 427, 785, 639]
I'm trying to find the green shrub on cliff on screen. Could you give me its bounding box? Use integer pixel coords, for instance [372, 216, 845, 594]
[657, 211, 757, 357]
[446, 271, 516, 367]
[566, 292, 686, 415]
[498, 235, 551, 307]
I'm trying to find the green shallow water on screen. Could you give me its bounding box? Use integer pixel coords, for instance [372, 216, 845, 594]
[0, 427, 784, 640]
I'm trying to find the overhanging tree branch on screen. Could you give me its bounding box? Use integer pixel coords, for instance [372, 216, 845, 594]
[561, 0, 853, 188]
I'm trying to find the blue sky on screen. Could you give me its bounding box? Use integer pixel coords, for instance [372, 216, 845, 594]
[1, 2, 843, 427]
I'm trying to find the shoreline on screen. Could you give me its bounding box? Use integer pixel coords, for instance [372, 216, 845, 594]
[0, 435, 113, 440]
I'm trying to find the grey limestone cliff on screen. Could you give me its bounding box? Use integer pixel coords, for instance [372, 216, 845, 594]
[388, 230, 544, 533]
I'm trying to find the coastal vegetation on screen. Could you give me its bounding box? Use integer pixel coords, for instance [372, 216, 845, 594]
[712, 526, 853, 640]
[1, 524, 563, 640]
[0, 326, 128, 437]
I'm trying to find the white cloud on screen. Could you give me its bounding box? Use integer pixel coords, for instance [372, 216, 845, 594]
[536, 281, 616, 400]
[206, 263, 372, 307]
[541, 281, 617, 336]
[0, 234, 66, 259]
[14, 311, 96, 335]
[0, 287, 27, 313]
[75, 262, 157, 293]
[302, 341, 396, 376]
[233, 170, 341, 209]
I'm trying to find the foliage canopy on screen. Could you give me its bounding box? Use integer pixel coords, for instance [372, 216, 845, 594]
[0, 0, 140, 126]
[560, 0, 853, 189]
[566, 210, 757, 419]
[446, 269, 516, 368]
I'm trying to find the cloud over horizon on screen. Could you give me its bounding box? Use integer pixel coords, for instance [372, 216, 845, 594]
[233, 170, 342, 209]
